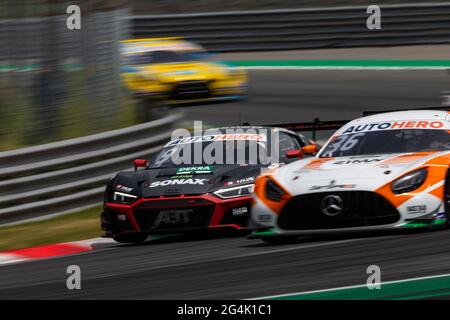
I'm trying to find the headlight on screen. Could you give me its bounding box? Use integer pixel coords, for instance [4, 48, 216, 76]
[113, 191, 138, 204]
[213, 184, 254, 199]
[265, 178, 285, 202]
[227, 67, 244, 79]
[133, 72, 157, 83]
[391, 168, 427, 194]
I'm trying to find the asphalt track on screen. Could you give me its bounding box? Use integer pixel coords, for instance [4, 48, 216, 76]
[183, 69, 449, 126]
[1, 69, 450, 299]
[2, 229, 450, 299]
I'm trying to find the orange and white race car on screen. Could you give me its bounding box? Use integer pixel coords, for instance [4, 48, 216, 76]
[249, 110, 450, 242]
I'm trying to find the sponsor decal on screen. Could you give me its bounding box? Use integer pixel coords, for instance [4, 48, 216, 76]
[407, 205, 427, 214]
[164, 188, 182, 195]
[257, 214, 274, 223]
[232, 207, 249, 216]
[332, 158, 383, 165]
[149, 179, 208, 188]
[224, 176, 255, 186]
[310, 180, 356, 191]
[153, 209, 192, 228]
[171, 175, 193, 179]
[342, 121, 445, 135]
[165, 133, 267, 147]
[117, 214, 127, 221]
[176, 166, 213, 174]
[115, 184, 133, 193]
[166, 124, 278, 166]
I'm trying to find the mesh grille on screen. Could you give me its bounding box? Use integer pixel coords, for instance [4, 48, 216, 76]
[278, 191, 400, 230]
[133, 202, 214, 231]
[171, 81, 210, 99]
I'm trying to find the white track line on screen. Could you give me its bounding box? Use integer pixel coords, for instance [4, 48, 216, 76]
[250, 273, 450, 300]
[240, 239, 358, 258]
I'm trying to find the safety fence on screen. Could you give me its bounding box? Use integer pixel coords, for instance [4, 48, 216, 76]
[0, 1, 132, 150]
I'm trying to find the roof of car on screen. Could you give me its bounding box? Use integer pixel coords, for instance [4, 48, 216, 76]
[213, 126, 302, 135]
[121, 38, 204, 55]
[359, 110, 448, 122]
[334, 110, 449, 136]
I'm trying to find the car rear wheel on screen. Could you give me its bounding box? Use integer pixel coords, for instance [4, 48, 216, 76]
[445, 170, 450, 227]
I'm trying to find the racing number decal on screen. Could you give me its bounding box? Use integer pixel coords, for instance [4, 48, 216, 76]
[153, 148, 177, 167]
[321, 133, 365, 157]
[341, 133, 365, 151]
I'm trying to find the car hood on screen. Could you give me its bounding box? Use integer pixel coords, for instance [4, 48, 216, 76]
[274, 152, 442, 193]
[112, 165, 261, 198]
[133, 61, 227, 82]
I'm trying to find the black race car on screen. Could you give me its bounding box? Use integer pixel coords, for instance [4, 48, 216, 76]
[101, 125, 318, 243]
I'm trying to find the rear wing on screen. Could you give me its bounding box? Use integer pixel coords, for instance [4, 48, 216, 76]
[269, 118, 349, 142]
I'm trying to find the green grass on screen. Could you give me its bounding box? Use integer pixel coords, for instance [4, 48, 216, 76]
[0, 206, 103, 251]
[269, 275, 450, 300]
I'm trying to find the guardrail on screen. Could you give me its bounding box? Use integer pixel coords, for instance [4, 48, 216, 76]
[443, 91, 450, 107]
[132, 2, 450, 52]
[0, 112, 183, 226]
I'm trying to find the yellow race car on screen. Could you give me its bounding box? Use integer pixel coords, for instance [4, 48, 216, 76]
[121, 38, 248, 104]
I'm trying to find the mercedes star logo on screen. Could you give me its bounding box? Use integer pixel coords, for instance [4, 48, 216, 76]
[321, 195, 344, 216]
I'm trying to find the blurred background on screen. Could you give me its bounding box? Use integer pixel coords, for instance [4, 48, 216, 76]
[1, 0, 449, 227]
[0, 0, 132, 150]
[1, 0, 449, 151]
[131, 0, 446, 14]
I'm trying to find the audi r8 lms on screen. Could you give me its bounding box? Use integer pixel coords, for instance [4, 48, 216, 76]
[250, 110, 450, 242]
[120, 37, 248, 104]
[101, 126, 318, 243]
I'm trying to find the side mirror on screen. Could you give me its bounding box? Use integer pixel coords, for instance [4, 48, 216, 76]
[286, 149, 303, 159]
[301, 144, 318, 155]
[134, 159, 148, 171]
[286, 145, 318, 159]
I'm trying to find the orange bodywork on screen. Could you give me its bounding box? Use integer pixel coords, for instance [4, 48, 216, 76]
[375, 154, 449, 208]
[254, 175, 292, 215]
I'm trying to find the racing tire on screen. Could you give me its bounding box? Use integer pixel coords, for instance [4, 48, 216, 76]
[261, 236, 299, 245]
[113, 234, 148, 244]
[445, 170, 450, 228]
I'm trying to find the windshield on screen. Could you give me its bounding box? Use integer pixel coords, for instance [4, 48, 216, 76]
[124, 50, 206, 65]
[151, 140, 271, 168]
[319, 129, 450, 158]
